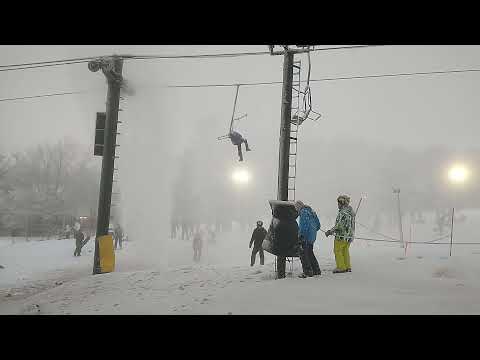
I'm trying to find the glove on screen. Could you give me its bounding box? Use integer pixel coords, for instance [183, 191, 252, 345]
[325, 230, 332, 237]
[249, 243, 252, 249]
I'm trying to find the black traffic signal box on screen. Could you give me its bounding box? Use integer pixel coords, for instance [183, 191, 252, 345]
[94, 112, 106, 156]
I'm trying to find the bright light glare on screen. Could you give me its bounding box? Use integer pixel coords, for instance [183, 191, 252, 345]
[448, 165, 469, 184]
[232, 169, 250, 184]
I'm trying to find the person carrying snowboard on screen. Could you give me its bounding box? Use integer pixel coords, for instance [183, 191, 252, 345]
[325, 195, 355, 273]
[249, 220, 267, 266]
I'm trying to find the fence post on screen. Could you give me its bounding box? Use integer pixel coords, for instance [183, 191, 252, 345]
[449, 207, 455, 257]
[25, 214, 29, 242]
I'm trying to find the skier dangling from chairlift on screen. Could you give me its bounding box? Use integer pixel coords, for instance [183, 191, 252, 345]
[217, 85, 251, 162]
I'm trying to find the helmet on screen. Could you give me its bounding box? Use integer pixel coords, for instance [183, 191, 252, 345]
[256, 221, 263, 227]
[337, 195, 350, 206]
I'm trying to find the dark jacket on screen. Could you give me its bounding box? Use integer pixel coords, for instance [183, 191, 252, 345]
[250, 227, 267, 248]
[114, 226, 123, 240]
[263, 205, 300, 257]
[74, 229, 84, 244]
[229, 131, 244, 146]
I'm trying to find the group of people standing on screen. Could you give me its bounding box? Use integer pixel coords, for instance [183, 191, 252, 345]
[249, 194, 356, 278]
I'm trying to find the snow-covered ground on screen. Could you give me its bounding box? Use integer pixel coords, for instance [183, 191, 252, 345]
[2, 215, 480, 315]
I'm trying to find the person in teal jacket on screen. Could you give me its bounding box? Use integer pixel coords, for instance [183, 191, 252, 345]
[295, 200, 321, 278]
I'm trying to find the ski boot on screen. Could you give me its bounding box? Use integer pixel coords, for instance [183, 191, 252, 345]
[298, 273, 313, 278]
[332, 268, 347, 274]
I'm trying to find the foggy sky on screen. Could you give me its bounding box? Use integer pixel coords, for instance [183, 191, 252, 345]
[2, 45, 480, 151]
[1, 45, 480, 247]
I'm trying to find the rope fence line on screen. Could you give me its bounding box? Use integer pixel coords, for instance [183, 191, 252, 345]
[355, 221, 400, 241]
[424, 234, 451, 243]
[319, 226, 480, 245]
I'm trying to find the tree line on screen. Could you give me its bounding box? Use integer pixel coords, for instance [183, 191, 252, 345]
[0, 139, 100, 238]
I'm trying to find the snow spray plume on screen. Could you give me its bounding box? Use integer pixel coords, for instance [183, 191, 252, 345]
[120, 79, 136, 97]
[116, 85, 178, 270]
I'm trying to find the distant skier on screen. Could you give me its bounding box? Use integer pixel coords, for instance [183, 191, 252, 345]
[73, 223, 90, 257]
[249, 221, 267, 266]
[325, 195, 355, 273]
[229, 131, 251, 162]
[114, 223, 124, 250]
[193, 230, 203, 262]
[294, 201, 321, 278]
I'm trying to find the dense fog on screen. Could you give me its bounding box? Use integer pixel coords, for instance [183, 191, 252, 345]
[1, 45, 480, 269]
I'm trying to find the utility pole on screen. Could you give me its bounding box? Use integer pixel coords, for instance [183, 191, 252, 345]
[275, 50, 294, 279]
[89, 56, 123, 275]
[269, 46, 310, 278]
[393, 188, 404, 248]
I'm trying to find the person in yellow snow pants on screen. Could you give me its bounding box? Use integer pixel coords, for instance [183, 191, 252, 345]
[325, 195, 355, 274]
[334, 238, 351, 271]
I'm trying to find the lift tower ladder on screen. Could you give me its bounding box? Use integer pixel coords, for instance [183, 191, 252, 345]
[286, 59, 302, 275]
[289, 59, 301, 203]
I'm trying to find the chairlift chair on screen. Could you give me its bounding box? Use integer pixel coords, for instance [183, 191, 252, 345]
[290, 48, 323, 126]
[217, 85, 251, 161]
